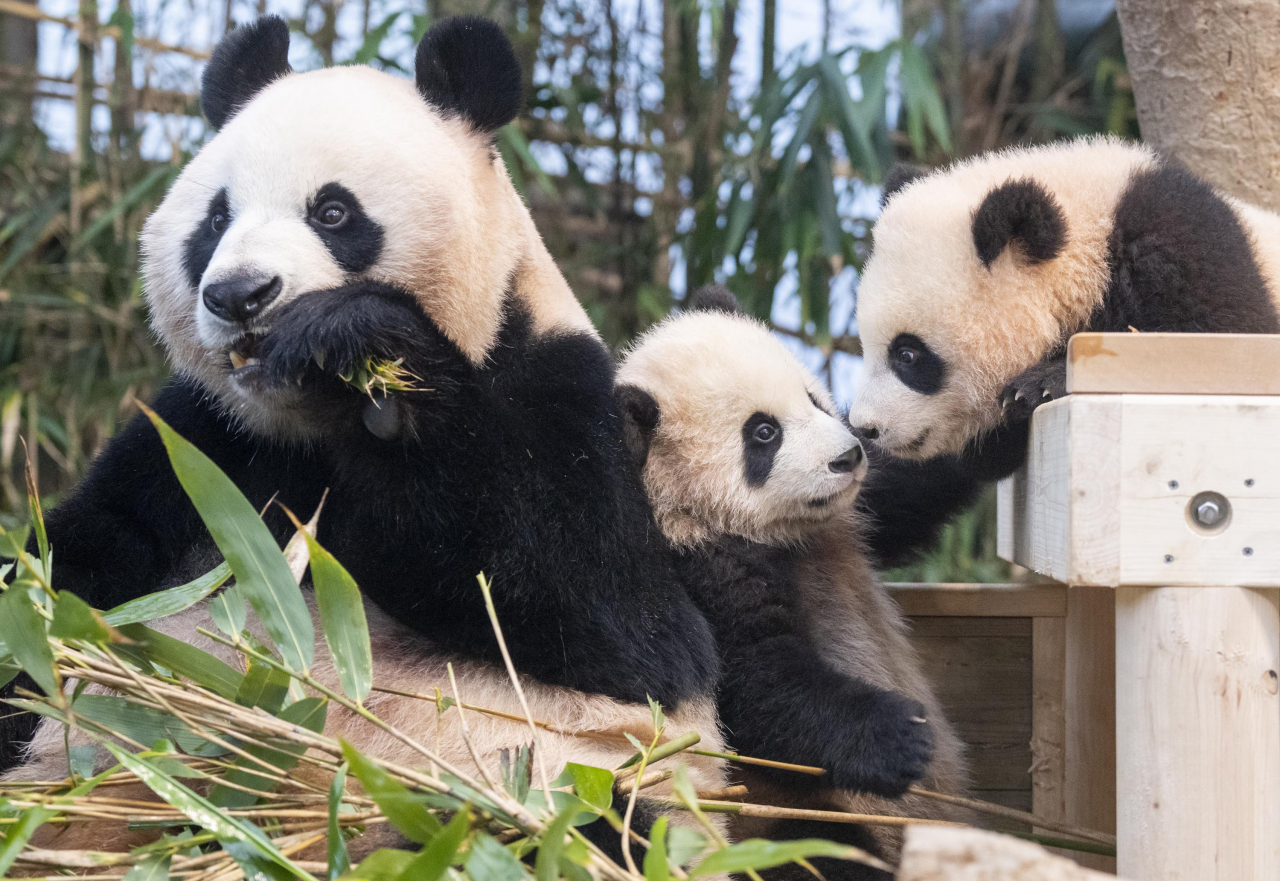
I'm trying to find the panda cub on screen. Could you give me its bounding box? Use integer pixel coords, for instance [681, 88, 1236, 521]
[3, 14, 728, 854]
[849, 137, 1280, 557]
[616, 287, 969, 873]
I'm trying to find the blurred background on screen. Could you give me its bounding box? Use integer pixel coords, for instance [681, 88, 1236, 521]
[0, 0, 1138, 579]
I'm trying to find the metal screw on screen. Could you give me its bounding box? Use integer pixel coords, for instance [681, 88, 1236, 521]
[1195, 500, 1223, 526]
[1245, 547, 1255, 557]
[1246, 479, 1256, 488]
[1168, 480, 1179, 490]
[1164, 554, 1174, 563]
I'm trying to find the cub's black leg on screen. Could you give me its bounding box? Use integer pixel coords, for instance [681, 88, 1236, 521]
[1000, 353, 1067, 422]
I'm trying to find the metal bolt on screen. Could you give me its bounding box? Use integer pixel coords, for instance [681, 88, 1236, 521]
[1195, 500, 1223, 526]
[1245, 547, 1255, 557]
[1168, 480, 1179, 490]
[1164, 554, 1174, 564]
[1246, 479, 1256, 488]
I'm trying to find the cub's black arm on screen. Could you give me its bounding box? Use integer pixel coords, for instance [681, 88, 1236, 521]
[259, 283, 719, 708]
[681, 537, 932, 798]
[856, 419, 1028, 568]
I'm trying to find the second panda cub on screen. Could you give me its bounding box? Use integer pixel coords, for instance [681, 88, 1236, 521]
[616, 287, 968, 864]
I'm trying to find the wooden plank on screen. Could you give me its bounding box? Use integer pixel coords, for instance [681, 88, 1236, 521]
[1116, 395, 1280, 586]
[1063, 587, 1116, 874]
[1067, 333, 1280, 395]
[999, 393, 1280, 587]
[1115, 586, 1280, 880]
[888, 583, 1067, 618]
[1031, 617, 1067, 838]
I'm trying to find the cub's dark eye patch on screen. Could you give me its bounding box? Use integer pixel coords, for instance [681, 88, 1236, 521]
[742, 412, 782, 487]
[183, 188, 231, 290]
[306, 183, 383, 273]
[888, 333, 946, 395]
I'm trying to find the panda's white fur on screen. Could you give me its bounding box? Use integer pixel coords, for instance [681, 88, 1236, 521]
[144, 65, 589, 440]
[617, 300, 969, 863]
[852, 135, 1280, 460]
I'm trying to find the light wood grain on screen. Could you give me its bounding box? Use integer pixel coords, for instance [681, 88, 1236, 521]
[1063, 587, 1116, 874]
[999, 394, 1280, 586]
[888, 583, 1066, 618]
[1115, 586, 1280, 880]
[1031, 617, 1067, 840]
[1067, 333, 1280, 395]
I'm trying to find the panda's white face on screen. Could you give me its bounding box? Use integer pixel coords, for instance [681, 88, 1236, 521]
[619, 310, 865, 548]
[849, 136, 1157, 458]
[141, 66, 532, 437]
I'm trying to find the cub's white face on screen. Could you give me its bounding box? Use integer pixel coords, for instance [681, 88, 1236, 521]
[619, 310, 864, 548]
[142, 67, 527, 437]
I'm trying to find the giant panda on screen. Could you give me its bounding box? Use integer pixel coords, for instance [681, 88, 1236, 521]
[2, 14, 728, 859]
[614, 286, 970, 875]
[847, 137, 1280, 559]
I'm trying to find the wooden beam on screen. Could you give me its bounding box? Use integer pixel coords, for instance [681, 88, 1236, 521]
[887, 583, 1066, 618]
[1115, 586, 1280, 879]
[1068, 332, 1280, 396]
[1031, 616, 1067, 841]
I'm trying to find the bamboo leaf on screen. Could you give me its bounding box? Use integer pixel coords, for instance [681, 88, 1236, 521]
[666, 827, 707, 867]
[350, 11, 402, 65]
[817, 53, 878, 180]
[209, 697, 327, 809]
[465, 833, 528, 881]
[68, 165, 176, 255]
[283, 509, 371, 703]
[50, 592, 114, 643]
[68, 694, 225, 757]
[342, 850, 416, 881]
[235, 654, 291, 713]
[643, 815, 670, 881]
[534, 802, 583, 881]
[210, 586, 247, 637]
[139, 404, 314, 673]
[0, 579, 58, 695]
[121, 853, 171, 881]
[104, 562, 232, 626]
[328, 762, 352, 881]
[396, 805, 470, 881]
[898, 42, 953, 157]
[101, 742, 315, 880]
[341, 738, 442, 844]
[117, 623, 243, 700]
[0, 806, 54, 876]
[689, 839, 878, 878]
[562, 763, 613, 812]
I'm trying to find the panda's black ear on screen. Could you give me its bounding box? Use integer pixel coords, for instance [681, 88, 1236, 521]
[201, 16, 292, 130]
[880, 162, 928, 207]
[972, 178, 1067, 269]
[685, 284, 742, 315]
[616, 384, 660, 470]
[414, 17, 521, 135]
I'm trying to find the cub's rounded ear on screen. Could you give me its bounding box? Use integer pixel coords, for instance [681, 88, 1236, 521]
[685, 284, 742, 315]
[201, 16, 292, 130]
[616, 384, 660, 470]
[971, 178, 1067, 269]
[881, 162, 929, 208]
[415, 17, 521, 135]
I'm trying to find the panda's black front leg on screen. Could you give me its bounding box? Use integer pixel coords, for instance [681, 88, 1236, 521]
[1000, 351, 1067, 422]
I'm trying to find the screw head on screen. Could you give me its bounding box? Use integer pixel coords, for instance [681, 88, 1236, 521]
[1245, 547, 1255, 557]
[1246, 479, 1256, 488]
[1168, 480, 1180, 490]
[1164, 554, 1174, 564]
[1195, 500, 1223, 526]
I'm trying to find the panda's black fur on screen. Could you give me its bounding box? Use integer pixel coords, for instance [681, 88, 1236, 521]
[0, 24, 721, 850]
[852, 144, 1280, 566]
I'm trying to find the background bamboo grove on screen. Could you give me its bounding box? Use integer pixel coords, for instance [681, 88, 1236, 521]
[0, 0, 1139, 579]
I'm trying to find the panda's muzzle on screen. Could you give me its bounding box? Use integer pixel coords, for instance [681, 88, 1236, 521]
[227, 333, 263, 373]
[204, 274, 282, 325]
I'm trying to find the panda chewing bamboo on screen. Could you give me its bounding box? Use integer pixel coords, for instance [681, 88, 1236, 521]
[615, 287, 971, 878]
[2, 15, 728, 862]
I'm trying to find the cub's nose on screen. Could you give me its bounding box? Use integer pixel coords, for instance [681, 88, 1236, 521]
[829, 443, 865, 474]
[203, 275, 282, 323]
[852, 425, 879, 441]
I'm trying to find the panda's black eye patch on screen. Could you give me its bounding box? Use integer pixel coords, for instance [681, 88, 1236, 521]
[306, 183, 383, 273]
[743, 412, 782, 487]
[888, 333, 947, 395]
[183, 188, 231, 290]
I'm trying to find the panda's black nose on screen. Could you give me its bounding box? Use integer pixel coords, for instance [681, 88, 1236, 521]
[203, 275, 282, 323]
[829, 443, 864, 474]
[853, 425, 879, 441]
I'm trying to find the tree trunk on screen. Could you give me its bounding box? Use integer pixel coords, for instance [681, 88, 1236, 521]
[1115, 0, 1280, 211]
[0, 0, 37, 70]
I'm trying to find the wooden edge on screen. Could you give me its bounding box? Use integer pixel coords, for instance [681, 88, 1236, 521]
[1067, 332, 1280, 395]
[886, 583, 1067, 618]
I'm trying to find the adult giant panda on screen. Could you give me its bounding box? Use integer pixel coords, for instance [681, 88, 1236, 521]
[615, 287, 970, 876]
[848, 137, 1280, 558]
[2, 14, 727, 856]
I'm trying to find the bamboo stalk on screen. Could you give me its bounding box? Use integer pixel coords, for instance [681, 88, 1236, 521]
[906, 787, 1117, 848]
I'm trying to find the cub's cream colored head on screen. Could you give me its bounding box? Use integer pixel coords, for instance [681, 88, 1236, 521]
[849, 137, 1155, 458]
[617, 287, 865, 548]
[141, 16, 587, 437]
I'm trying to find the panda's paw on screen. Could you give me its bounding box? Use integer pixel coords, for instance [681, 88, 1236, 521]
[1000, 356, 1067, 422]
[829, 691, 934, 798]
